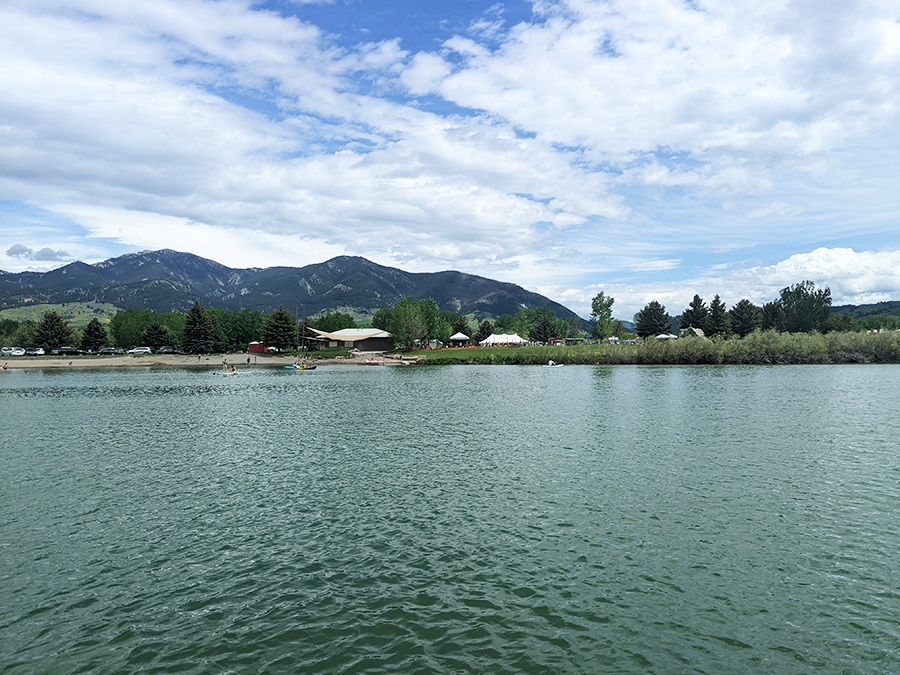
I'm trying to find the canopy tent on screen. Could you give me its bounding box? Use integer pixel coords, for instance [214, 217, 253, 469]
[656, 333, 678, 339]
[449, 332, 470, 341]
[480, 333, 527, 345]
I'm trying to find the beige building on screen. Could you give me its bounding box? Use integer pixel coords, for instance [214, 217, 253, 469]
[309, 328, 394, 351]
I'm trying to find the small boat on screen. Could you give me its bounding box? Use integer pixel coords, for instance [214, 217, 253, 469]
[284, 363, 316, 370]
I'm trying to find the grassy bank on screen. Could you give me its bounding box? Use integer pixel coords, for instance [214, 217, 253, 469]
[416, 330, 900, 365]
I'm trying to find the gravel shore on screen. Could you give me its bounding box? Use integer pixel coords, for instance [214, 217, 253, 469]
[0, 352, 415, 370]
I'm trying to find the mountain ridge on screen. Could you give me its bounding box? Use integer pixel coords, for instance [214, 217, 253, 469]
[0, 250, 588, 326]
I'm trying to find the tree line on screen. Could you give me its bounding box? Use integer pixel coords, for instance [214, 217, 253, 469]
[630, 280, 898, 339]
[4, 281, 897, 354]
[0, 303, 372, 354]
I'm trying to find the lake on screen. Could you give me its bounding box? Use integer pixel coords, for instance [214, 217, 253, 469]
[2, 364, 899, 674]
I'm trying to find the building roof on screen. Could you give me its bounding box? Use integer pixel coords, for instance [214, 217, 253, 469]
[309, 328, 392, 342]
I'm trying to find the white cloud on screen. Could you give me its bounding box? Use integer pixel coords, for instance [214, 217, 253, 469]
[0, 0, 898, 311]
[536, 247, 900, 319]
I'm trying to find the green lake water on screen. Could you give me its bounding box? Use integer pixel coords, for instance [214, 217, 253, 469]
[2, 364, 899, 674]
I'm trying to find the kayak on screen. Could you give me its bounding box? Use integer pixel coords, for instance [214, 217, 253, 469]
[284, 364, 316, 370]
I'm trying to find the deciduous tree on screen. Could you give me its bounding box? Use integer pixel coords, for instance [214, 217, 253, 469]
[313, 312, 357, 333]
[779, 280, 831, 333]
[389, 297, 428, 349]
[590, 291, 616, 338]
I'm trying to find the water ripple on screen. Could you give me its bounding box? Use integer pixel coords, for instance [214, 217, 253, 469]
[2, 365, 900, 673]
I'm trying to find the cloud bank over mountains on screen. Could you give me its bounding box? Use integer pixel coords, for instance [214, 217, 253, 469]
[1, 0, 898, 317]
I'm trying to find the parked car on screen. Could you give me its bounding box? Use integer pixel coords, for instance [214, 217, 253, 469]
[10, 347, 26, 356]
[156, 346, 178, 354]
[97, 347, 119, 355]
[57, 347, 82, 356]
[126, 347, 153, 355]
[1, 347, 15, 356]
[24, 348, 45, 356]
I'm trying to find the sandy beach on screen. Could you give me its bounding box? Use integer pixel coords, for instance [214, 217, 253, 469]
[0, 352, 419, 370]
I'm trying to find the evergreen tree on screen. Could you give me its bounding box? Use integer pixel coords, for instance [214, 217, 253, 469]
[761, 301, 786, 332]
[530, 314, 560, 343]
[679, 295, 709, 332]
[264, 306, 297, 350]
[590, 291, 616, 338]
[473, 319, 494, 343]
[34, 311, 74, 351]
[81, 318, 109, 351]
[729, 299, 762, 337]
[183, 301, 214, 353]
[706, 295, 732, 337]
[141, 323, 172, 351]
[451, 316, 471, 337]
[634, 301, 671, 338]
[207, 313, 227, 353]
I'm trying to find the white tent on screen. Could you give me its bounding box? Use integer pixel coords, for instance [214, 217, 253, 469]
[449, 332, 470, 341]
[656, 333, 678, 339]
[480, 333, 527, 345]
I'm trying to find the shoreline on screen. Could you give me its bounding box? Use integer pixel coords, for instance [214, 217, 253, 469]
[0, 352, 416, 370]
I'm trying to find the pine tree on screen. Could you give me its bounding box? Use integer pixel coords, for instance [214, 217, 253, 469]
[706, 295, 731, 337]
[81, 318, 109, 351]
[34, 311, 74, 351]
[141, 323, 172, 351]
[264, 306, 297, 350]
[451, 316, 471, 337]
[679, 295, 708, 332]
[530, 314, 560, 343]
[761, 301, 786, 332]
[729, 299, 762, 337]
[183, 301, 214, 353]
[634, 301, 671, 338]
[473, 319, 494, 343]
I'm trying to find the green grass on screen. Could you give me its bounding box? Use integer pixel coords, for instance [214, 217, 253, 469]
[415, 330, 900, 365]
[0, 302, 119, 328]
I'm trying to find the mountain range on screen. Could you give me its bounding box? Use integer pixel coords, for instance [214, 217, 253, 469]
[0, 249, 587, 326]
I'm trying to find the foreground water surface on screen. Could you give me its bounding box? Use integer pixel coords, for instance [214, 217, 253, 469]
[2, 364, 899, 674]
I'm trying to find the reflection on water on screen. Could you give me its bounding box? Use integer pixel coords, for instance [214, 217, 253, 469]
[2, 365, 899, 674]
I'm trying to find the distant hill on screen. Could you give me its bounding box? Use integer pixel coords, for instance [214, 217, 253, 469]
[832, 301, 900, 319]
[0, 249, 588, 327]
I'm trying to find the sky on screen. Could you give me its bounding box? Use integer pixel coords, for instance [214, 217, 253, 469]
[1, 0, 899, 319]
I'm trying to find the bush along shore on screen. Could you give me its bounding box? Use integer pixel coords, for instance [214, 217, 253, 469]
[416, 330, 900, 366]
